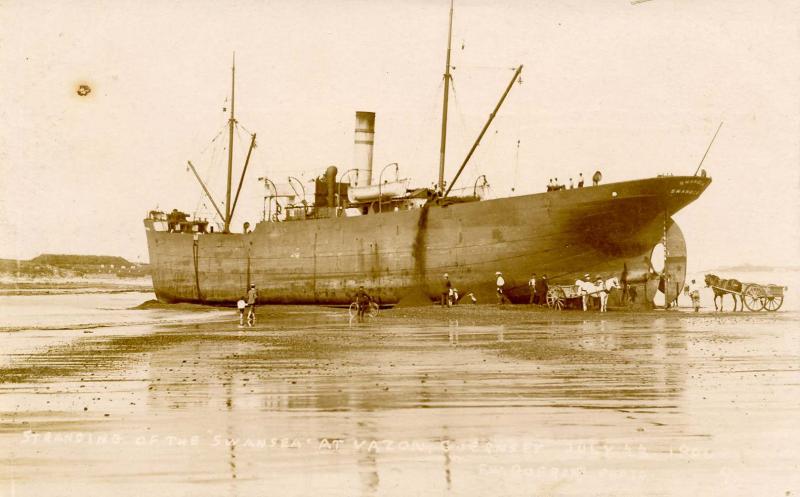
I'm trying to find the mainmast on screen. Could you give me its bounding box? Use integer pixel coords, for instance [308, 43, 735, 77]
[437, 0, 454, 195]
[224, 53, 236, 233]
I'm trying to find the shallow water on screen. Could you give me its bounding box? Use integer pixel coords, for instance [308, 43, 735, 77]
[0, 292, 227, 331]
[0, 295, 798, 496]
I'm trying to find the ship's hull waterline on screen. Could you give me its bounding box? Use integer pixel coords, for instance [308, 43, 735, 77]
[144, 176, 710, 306]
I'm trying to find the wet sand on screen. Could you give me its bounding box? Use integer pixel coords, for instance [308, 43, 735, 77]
[1, 302, 799, 496]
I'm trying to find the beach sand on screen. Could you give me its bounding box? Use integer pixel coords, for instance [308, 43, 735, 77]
[1, 298, 798, 496]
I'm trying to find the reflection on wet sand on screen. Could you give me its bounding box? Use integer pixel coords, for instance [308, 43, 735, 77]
[1, 304, 799, 496]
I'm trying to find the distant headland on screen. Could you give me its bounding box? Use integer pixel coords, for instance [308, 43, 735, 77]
[0, 254, 152, 295]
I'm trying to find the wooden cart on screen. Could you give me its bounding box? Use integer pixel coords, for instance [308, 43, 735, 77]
[547, 280, 619, 311]
[740, 283, 787, 312]
[546, 285, 582, 310]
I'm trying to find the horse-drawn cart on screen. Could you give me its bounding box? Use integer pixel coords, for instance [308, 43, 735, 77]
[546, 277, 619, 311]
[706, 277, 788, 312]
[741, 283, 787, 312]
[546, 285, 581, 310]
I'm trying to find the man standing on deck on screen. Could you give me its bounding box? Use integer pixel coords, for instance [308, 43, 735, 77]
[246, 283, 257, 327]
[578, 173, 584, 188]
[442, 273, 452, 307]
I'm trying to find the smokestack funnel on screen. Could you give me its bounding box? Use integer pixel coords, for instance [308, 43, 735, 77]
[325, 165, 337, 208]
[353, 111, 375, 187]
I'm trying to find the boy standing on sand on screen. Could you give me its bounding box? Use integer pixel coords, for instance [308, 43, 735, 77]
[687, 279, 702, 312]
[237, 297, 246, 327]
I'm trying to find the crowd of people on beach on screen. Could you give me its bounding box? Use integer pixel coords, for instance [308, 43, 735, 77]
[443, 271, 549, 307]
[239, 267, 619, 326]
[238, 269, 707, 325]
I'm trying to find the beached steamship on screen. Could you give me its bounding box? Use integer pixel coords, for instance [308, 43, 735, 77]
[144, 2, 711, 307]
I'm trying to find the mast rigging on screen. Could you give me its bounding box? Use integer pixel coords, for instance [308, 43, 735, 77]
[444, 65, 523, 198]
[187, 160, 225, 222]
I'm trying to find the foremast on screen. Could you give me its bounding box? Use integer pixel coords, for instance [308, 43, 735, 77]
[224, 53, 236, 233]
[184, 53, 255, 234]
[437, 0, 454, 195]
[435, 0, 523, 199]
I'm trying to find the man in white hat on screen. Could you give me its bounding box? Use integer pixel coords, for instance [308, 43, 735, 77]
[496, 271, 509, 304]
[576, 273, 591, 311]
[528, 273, 537, 304]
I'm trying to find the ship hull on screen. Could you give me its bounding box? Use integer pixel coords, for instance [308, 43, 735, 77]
[144, 176, 710, 306]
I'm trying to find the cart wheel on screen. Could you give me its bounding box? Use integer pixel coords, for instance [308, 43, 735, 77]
[546, 288, 565, 310]
[743, 285, 766, 312]
[763, 295, 783, 312]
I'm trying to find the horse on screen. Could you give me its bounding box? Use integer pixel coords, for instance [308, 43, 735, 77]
[704, 274, 743, 312]
[578, 277, 620, 312]
[598, 277, 620, 312]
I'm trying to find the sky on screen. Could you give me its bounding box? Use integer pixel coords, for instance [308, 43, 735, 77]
[1, 0, 798, 270]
